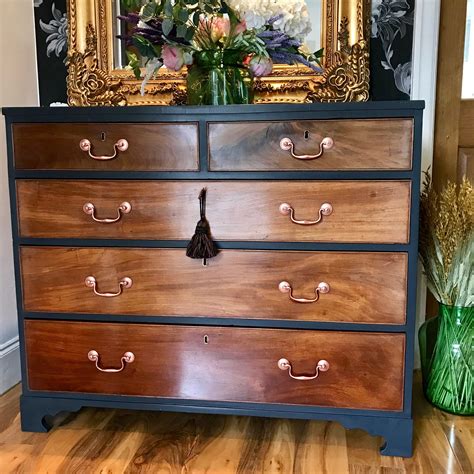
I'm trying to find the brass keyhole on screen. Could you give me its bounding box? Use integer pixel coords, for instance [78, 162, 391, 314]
[203, 335, 209, 344]
[101, 132, 106, 141]
[304, 130, 310, 140]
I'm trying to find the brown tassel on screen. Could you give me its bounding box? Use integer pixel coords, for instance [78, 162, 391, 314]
[186, 188, 218, 264]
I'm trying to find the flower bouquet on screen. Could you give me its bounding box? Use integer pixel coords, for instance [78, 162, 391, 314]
[118, 0, 322, 104]
[418, 173, 473, 415]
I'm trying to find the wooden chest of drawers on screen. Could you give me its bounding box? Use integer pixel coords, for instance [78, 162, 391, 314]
[3, 102, 424, 458]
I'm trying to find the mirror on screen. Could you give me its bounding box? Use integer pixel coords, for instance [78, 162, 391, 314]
[112, 0, 323, 71]
[306, 1, 323, 54]
[67, 0, 370, 105]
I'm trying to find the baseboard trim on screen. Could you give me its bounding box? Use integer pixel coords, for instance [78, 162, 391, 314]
[0, 336, 21, 395]
[0, 335, 19, 355]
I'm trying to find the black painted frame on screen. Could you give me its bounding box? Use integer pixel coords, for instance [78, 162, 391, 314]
[2, 101, 424, 457]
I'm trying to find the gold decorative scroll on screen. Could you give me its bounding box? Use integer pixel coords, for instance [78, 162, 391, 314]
[66, 0, 370, 105]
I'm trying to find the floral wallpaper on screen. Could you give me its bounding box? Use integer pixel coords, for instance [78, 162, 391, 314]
[34, 0, 68, 105]
[33, 0, 415, 105]
[370, 0, 415, 100]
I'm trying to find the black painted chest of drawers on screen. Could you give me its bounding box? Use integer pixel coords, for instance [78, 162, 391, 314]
[3, 101, 424, 457]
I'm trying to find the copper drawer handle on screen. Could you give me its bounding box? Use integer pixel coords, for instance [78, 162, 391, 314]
[85, 276, 133, 297]
[279, 202, 333, 225]
[83, 202, 132, 223]
[279, 281, 330, 303]
[88, 350, 135, 373]
[278, 358, 330, 380]
[79, 138, 129, 161]
[280, 136, 334, 160]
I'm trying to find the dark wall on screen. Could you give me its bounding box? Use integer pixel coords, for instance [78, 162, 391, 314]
[33, 0, 415, 105]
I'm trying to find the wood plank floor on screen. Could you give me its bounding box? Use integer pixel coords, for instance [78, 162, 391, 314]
[0, 373, 472, 473]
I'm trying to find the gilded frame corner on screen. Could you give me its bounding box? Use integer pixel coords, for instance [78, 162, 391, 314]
[67, 0, 371, 106]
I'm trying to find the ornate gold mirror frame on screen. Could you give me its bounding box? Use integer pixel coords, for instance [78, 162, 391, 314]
[67, 0, 370, 106]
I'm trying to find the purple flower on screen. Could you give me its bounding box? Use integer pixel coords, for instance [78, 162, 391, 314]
[267, 14, 284, 25]
[258, 28, 321, 73]
[117, 13, 187, 47]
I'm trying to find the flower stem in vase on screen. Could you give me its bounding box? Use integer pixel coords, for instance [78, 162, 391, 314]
[420, 304, 473, 415]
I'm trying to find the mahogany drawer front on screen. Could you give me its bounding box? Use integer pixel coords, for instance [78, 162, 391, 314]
[208, 119, 413, 171]
[25, 320, 405, 411]
[20, 247, 407, 324]
[17, 180, 411, 244]
[12, 123, 199, 171]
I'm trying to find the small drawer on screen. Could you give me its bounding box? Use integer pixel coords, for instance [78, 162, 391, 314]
[17, 180, 411, 244]
[20, 247, 407, 324]
[208, 119, 413, 171]
[25, 320, 405, 411]
[12, 123, 199, 171]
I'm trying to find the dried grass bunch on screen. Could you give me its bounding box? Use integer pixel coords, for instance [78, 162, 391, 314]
[419, 173, 473, 307]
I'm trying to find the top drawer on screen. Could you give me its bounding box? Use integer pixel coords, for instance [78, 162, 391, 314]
[12, 123, 199, 171]
[208, 118, 413, 171]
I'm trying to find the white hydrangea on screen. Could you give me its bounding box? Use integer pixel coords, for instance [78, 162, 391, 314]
[226, 0, 312, 40]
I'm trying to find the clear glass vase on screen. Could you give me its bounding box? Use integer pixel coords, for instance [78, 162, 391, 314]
[186, 50, 253, 105]
[418, 304, 473, 415]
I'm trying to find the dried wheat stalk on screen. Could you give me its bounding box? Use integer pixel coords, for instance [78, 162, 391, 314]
[419, 174, 473, 307]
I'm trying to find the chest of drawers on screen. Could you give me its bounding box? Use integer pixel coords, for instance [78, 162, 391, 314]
[3, 102, 424, 458]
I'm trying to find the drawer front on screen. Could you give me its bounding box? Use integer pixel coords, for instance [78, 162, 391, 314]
[17, 180, 411, 244]
[25, 320, 405, 411]
[12, 123, 199, 171]
[208, 119, 413, 171]
[21, 248, 407, 324]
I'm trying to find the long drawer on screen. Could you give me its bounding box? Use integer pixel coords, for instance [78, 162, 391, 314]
[25, 320, 405, 411]
[17, 180, 411, 244]
[20, 247, 407, 324]
[12, 123, 199, 171]
[208, 119, 413, 171]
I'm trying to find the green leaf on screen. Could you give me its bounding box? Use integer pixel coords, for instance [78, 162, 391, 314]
[164, 0, 173, 17]
[126, 51, 142, 79]
[132, 35, 159, 59]
[177, 8, 189, 22]
[176, 23, 187, 38]
[140, 2, 157, 21]
[162, 18, 174, 36]
[121, 0, 145, 11]
[226, 7, 240, 26]
[184, 26, 195, 41]
[313, 48, 324, 59]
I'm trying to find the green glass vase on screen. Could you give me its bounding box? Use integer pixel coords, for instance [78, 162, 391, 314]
[186, 50, 253, 105]
[418, 304, 473, 415]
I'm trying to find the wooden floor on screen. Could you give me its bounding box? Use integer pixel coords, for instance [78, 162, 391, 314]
[0, 373, 472, 473]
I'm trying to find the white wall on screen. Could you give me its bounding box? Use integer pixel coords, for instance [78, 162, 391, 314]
[411, 0, 442, 367]
[0, 0, 39, 394]
[462, 0, 473, 97]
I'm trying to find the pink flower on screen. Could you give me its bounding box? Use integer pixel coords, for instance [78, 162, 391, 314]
[162, 45, 192, 72]
[234, 19, 247, 35]
[249, 55, 273, 77]
[210, 16, 230, 42]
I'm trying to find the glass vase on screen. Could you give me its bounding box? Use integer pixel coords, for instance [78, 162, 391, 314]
[186, 50, 253, 105]
[418, 304, 473, 415]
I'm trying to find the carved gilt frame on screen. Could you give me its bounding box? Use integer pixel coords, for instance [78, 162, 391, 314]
[67, 0, 370, 106]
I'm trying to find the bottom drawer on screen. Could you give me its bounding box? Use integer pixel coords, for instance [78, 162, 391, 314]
[25, 321, 405, 411]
